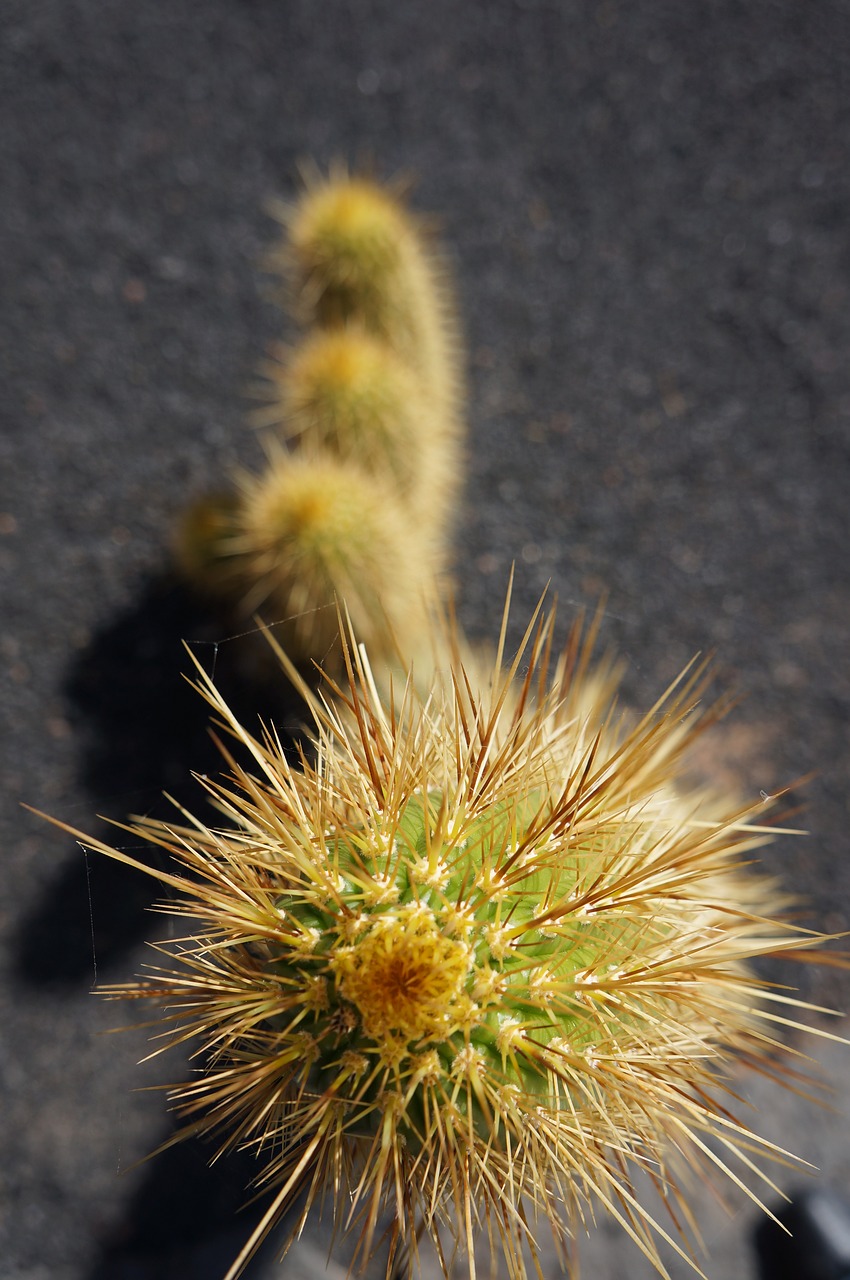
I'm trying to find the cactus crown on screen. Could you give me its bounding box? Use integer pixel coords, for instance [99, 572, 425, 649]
[288, 178, 408, 330]
[257, 328, 427, 494]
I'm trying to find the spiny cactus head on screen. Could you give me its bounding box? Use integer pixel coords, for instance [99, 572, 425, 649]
[255, 329, 426, 494]
[50, 595, 845, 1280]
[287, 176, 410, 332]
[230, 450, 431, 665]
[271, 168, 465, 475]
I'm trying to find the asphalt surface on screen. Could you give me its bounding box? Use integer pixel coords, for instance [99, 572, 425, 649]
[2, 2, 850, 1277]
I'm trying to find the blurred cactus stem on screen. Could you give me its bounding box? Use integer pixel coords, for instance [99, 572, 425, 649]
[254, 326, 460, 538]
[222, 448, 439, 668]
[275, 168, 463, 414]
[177, 169, 468, 671]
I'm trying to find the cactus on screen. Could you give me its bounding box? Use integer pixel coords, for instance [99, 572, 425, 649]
[273, 169, 463, 420]
[254, 327, 458, 527]
[178, 170, 465, 668]
[223, 448, 435, 666]
[268, 169, 465, 558]
[42, 594, 846, 1280]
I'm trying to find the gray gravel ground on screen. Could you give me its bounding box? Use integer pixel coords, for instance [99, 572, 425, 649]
[2, 2, 850, 1277]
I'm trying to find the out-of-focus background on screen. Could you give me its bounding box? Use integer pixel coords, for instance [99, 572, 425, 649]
[2, 2, 850, 1277]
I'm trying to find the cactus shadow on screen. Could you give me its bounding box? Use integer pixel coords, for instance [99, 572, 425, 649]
[85, 1137, 280, 1280]
[13, 570, 313, 1274]
[14, 569, 308, 985]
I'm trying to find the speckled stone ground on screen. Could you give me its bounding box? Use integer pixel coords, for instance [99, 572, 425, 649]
[2, 2, 850, 1277]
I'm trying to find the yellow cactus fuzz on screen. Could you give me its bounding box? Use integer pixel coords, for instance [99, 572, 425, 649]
[223, 450, 435, 665]
[254, 328, 439, 501]
[42, 592, 846, 1280]
[254, 326, 462, 549]
[274, 168, 463, 428]
[335, 904, 471, 1045]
